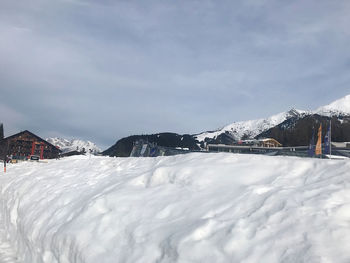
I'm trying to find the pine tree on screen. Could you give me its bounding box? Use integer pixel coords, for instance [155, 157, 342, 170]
[0, 123, 4, 161]
[0, 123, 3, 140]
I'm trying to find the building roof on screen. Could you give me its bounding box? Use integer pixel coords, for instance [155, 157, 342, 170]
[332, 142, 350, 148]
[4, 130, 62, 152]
[258, 138, 282, 146]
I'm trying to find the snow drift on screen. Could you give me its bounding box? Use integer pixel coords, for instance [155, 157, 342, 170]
[1, 154, 350, 262]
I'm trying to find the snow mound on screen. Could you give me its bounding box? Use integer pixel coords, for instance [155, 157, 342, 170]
[1, 154, 350, 262]
[195, 109, 305, 142]
[315, 94, 350, 116]
[46, 137, 101, 154]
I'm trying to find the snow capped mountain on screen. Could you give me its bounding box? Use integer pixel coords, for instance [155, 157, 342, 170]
[46, 137, 101, 154]
[195, 94, 350, 143]
[315, 95, 350, 116]
[195, 109, 306, 142]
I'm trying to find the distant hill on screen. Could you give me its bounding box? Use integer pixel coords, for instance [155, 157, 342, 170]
[102, 133, 200, 157]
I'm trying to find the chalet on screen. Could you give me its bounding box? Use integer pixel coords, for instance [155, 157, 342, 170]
[257, 138, 282, 148]
[3, 130, 61, 160]
[235, 138, 283, 148]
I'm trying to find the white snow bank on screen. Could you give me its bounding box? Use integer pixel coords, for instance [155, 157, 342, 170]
[1, 154, 350, 262]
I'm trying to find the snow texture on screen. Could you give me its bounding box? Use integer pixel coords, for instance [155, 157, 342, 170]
[1, 154, 350, 262]
[46, 138, 101, 154]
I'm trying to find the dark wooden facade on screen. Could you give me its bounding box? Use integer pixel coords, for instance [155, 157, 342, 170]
[4, 130, 61, 159]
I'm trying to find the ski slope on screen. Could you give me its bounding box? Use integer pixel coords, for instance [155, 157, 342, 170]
[1, 154, 350, 262]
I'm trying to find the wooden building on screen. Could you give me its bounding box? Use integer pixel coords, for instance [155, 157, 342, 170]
[257, 138, 282, 148]
[4, 130, 61, 160]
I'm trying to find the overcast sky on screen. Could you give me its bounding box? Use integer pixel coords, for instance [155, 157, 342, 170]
[1, 0, 350, 149]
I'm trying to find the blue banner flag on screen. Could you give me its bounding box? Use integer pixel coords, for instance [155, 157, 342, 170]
[324, 124, 331, 155]
[308, 129, 315, 157]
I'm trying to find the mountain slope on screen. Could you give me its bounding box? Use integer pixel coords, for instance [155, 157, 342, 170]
[46, 138, 101, 154]
[195, 94, 350, 144]
[316, 95, 350, 116]
[257, 114, 350, 146]
[195, 109, 306, 143]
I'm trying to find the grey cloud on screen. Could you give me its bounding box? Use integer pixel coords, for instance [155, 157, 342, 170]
[1, 0, 350, 149]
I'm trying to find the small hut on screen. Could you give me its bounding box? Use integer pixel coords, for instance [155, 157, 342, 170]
[257, 138, 282, 148]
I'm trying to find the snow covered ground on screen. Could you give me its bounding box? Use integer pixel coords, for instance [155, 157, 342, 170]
[0, 153, 350, 262]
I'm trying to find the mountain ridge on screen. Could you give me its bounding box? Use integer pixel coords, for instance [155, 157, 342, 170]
[194, 108, 307, 143]
[316, 95, 350, 116]
[46, 137, 101, 154]
[195, 94, 350, 143]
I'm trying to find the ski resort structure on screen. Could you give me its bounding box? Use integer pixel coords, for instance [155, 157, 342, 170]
[1, 130, 61, 161]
